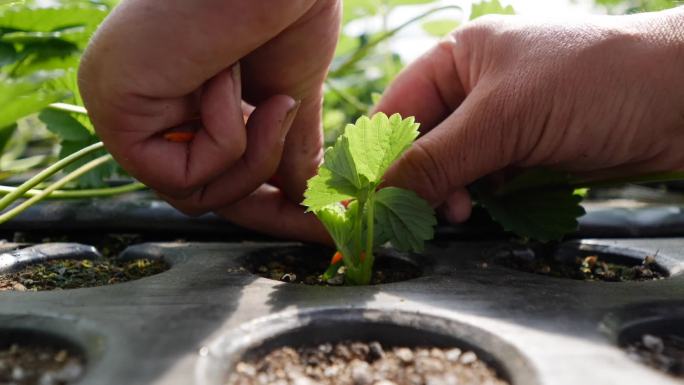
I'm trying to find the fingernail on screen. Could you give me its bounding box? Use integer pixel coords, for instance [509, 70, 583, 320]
[281, 99, 301, 142]
[231, 62, 241, 101]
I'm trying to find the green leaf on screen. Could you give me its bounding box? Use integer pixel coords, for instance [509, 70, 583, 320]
[470, 0, 515, 20]
[476, 186, 586, 242]
[0, 41, 16, 67]
[370, 92, 382, 106]
[7, 41, 80, 76]
[303, 167, 356, 211]
[422, 19, 460, 36]
[345, 113, 419, 184]
[0, 2, 108, 48]
[38, 108, 91, 141]
[324, 135, 366, 189]
[342, 0, 379, 23]
[1, 26, 87, 45]
[45, 69, 94, 132]
[0, 71, 69, 129]
[496, 168, 571, 195]
[374, 187, 436, 252]
[0, 122, 16, 152]
[316, 203, 358, 261]
[471, 169, 586, 242]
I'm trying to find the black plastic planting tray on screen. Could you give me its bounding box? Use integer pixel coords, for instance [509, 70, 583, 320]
[0, 237, 683, 385]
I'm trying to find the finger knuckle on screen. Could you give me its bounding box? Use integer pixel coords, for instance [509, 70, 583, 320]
[402, 140, 451, 203]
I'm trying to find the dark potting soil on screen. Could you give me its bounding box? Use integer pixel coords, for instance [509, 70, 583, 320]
[0, 258, 168, 291]
[226, 341, 509, 385]
[0, 344, 83, 385]
[499, 252, 665, 282]
[626, 333, 684, 377]
[243, 250, 420, 285]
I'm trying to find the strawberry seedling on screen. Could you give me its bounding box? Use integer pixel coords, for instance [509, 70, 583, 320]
[304, 113, 437, 285]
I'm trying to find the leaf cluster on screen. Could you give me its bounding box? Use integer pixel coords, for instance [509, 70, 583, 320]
[304, 113, 436, 285]
[470, 169, 586, 242]
[0, 0, 117, 186]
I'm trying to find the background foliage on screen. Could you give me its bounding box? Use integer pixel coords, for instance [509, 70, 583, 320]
[0, 0, 679, 228]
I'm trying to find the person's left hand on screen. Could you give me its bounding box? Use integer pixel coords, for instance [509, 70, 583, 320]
[79, 0, 340, 242]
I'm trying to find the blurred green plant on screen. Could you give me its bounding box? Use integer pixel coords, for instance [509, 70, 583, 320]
[0, 0, 137, 222]
[324, 0, 465, 143]
[0, 0, 472, 222]
[1, 0, 680, 240]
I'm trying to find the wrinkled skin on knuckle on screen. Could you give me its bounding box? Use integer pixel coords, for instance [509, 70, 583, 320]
[448, 14, 520, 93]
[158, 175, 199, 199]
[458, 89, 519, 179]
[400, 139, 452, 204]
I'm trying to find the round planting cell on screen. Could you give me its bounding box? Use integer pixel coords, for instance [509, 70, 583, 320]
[241, 246, 424, 285]
[0, 243, 169, 291]
[196, 309, 538, 385]
[618, 318, 684, 378]
[0, 314, 103, 385]
[0, 329, 85, 385]
[494, 241, 673, 282]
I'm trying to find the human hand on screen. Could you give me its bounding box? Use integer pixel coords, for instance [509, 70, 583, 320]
[376, 7, 684, 223]
[79, 0, 340, 240]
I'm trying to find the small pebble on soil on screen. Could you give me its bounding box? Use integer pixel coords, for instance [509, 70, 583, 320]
[500, 252, 665, 282]
[0, 344, 83, 385]
[247, 251, 420, 286]
[225, 341, 509, 385]
[0, 233, 169, 291]
[0, 258, 168, 291]
[626, 333, 684, 377]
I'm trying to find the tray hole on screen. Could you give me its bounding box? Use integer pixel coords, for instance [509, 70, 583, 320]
[618, 318, 684, 378]
[241, 246, 422, 286]
[197, 310, 536, 385]
[0, 243, 169, 291]
[0, 328, 85, 385]
[495, 242, 669, 282]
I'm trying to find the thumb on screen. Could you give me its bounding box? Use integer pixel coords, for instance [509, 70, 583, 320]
[383, 86, 512, 206]
[373, 37, 468, 133]
[377, 33, 512, 207]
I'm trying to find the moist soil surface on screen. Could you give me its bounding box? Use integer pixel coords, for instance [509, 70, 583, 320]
[0, 343, 83, 385]
[243, 250, 420, 285]
[1, 232, 170, 291]
[226, 341, 509, 385]
[0, 258, 168, 291]
[626, 333, 684, 377]
[499, 251, 665, 282]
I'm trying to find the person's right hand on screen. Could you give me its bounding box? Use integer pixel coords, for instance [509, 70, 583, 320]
[376, 7, 684, 223]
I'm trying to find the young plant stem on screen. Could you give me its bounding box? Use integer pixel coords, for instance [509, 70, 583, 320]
[0, 182, 145, 199]
[324, 79, 369, 115]
[0, 141, 105, 212]
[0, 154, 112, 224]
[330, 5, 462, 77]
[47, 103, 88, 115]
[363, 190, 376, 283]
[354, 199, 365, 265]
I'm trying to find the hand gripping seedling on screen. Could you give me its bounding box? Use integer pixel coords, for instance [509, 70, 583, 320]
[303, 113, 437, 285]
